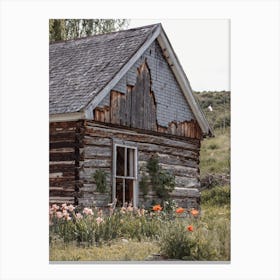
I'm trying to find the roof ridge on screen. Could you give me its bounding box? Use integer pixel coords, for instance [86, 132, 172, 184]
[49, 23, 161, 45]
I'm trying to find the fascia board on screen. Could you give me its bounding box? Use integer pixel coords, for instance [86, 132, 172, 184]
[49, 112, 85, 122]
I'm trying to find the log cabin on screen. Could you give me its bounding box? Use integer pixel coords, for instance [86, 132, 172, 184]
[49, 23, 213, 209]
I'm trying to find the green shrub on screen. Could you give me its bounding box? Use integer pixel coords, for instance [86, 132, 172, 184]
[159, 211, 230, 261]
[146, 156, 175, 202]
[139, 175, 149, 199]
[93, 169, 107, 193]
[159, 221, 196, 259]
[209, 143, 219, 150]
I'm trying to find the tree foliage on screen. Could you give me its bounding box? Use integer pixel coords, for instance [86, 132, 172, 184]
[49, 19, 129, 42]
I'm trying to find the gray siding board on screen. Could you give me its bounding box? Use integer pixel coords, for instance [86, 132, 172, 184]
[97, 40, 194, 127]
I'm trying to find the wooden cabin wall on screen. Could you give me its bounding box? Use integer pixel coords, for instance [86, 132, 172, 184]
[93, 61, 202, 139]
[49, 121, 83, 205]
[93, 40, 203, 140]
[80, 121, 201, 208]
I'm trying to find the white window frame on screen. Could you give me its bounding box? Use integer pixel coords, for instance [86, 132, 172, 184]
[112, 143, 138, 207]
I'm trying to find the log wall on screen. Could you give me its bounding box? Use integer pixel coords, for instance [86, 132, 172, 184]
[50, 120, 201, 209]
[49, 121, 83, 205]
[80, 121, 201, 209]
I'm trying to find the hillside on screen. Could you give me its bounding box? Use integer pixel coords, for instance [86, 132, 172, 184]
[194, 91, 231, 189]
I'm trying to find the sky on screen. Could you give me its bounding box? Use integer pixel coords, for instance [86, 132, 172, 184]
[129, 19, 230, 92]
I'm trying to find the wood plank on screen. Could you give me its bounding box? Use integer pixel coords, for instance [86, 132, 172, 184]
[50, 147, 75, 153]
[171, 187, 200, 198]
[84, 136, 111, 146]
[84, 122, 200, 151]
[174, 176, 199, 188]
[50, 121, 77, 130]
[110, 91, 118, 124]
[50, 131, 76, 141]
[83, 159, 111, 168]
[50, 152, 76, 161]
[49, 180, 76, 188]
[104, 107, 110, 123]
[50, 186, 75, 192]
[126, 86, 132, 127]
[137, 142, 198, 160]
[50, 141, 78, 149]
[84, 146, 111, 158]
[49, 164, 75, 173]
[138, 151, 198, 168]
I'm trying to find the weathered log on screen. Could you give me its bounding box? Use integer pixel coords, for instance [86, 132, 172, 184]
[83, 159, 111, 168]
[138, 151, 198, 168]
[49, 152, 76, 161]
[84, 146, 111, 158]
[171, 187, 200, 198]
[174, 176, 199, 188]
[84, 122, 200, 151]
[49, 164, 75, 173]
[84, 136, 111, 146]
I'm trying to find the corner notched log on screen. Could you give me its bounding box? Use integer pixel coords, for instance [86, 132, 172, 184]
[49, 121, 84, 205]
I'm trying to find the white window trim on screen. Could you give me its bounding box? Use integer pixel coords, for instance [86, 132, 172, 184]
[112, 143, 138, 207]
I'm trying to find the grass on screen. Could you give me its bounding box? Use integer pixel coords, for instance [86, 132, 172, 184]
[50, 240, 159, 261]
[200, 128, 230, 177]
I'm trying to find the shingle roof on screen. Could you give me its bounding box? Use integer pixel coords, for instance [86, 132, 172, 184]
[49, 24, 159, 114]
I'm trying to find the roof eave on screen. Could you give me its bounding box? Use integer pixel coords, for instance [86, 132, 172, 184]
[49, 112, 85, 122]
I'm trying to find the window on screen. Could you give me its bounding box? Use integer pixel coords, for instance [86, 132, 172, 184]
[113, 144, 137, 207]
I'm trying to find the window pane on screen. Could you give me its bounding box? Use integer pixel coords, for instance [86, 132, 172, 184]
[116, 146, 125, 176]
[125, 179, 134, 205]
[127, 148, 135, 177]
[116, 178, 124, 207]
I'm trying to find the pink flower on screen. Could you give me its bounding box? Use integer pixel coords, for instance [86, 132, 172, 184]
[120, 207, 126, 214]
[56, 211, 63, 219]
[127, 206, 133, 212]
[62, 209, 68, 217]
[51, 204, 59, 211]
[96, 217, 104, 225]
[83, 207, 93, 215]
[61, 203, 68, 210]
[140, 208, 146, 216]
[68, 204, 75, 212]
[76, 213, 83, 220]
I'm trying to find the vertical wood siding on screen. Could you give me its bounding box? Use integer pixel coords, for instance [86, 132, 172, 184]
[94, 61, 202, 139]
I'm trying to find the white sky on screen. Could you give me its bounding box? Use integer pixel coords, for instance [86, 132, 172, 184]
[129, 19, 230, 92]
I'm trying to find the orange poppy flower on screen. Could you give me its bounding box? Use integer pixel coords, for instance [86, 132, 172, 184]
[152, 204, 162, 211]
[175, 207, 184, 214]
[187, 225, 193, 232]
[190, 209, 199, 216]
